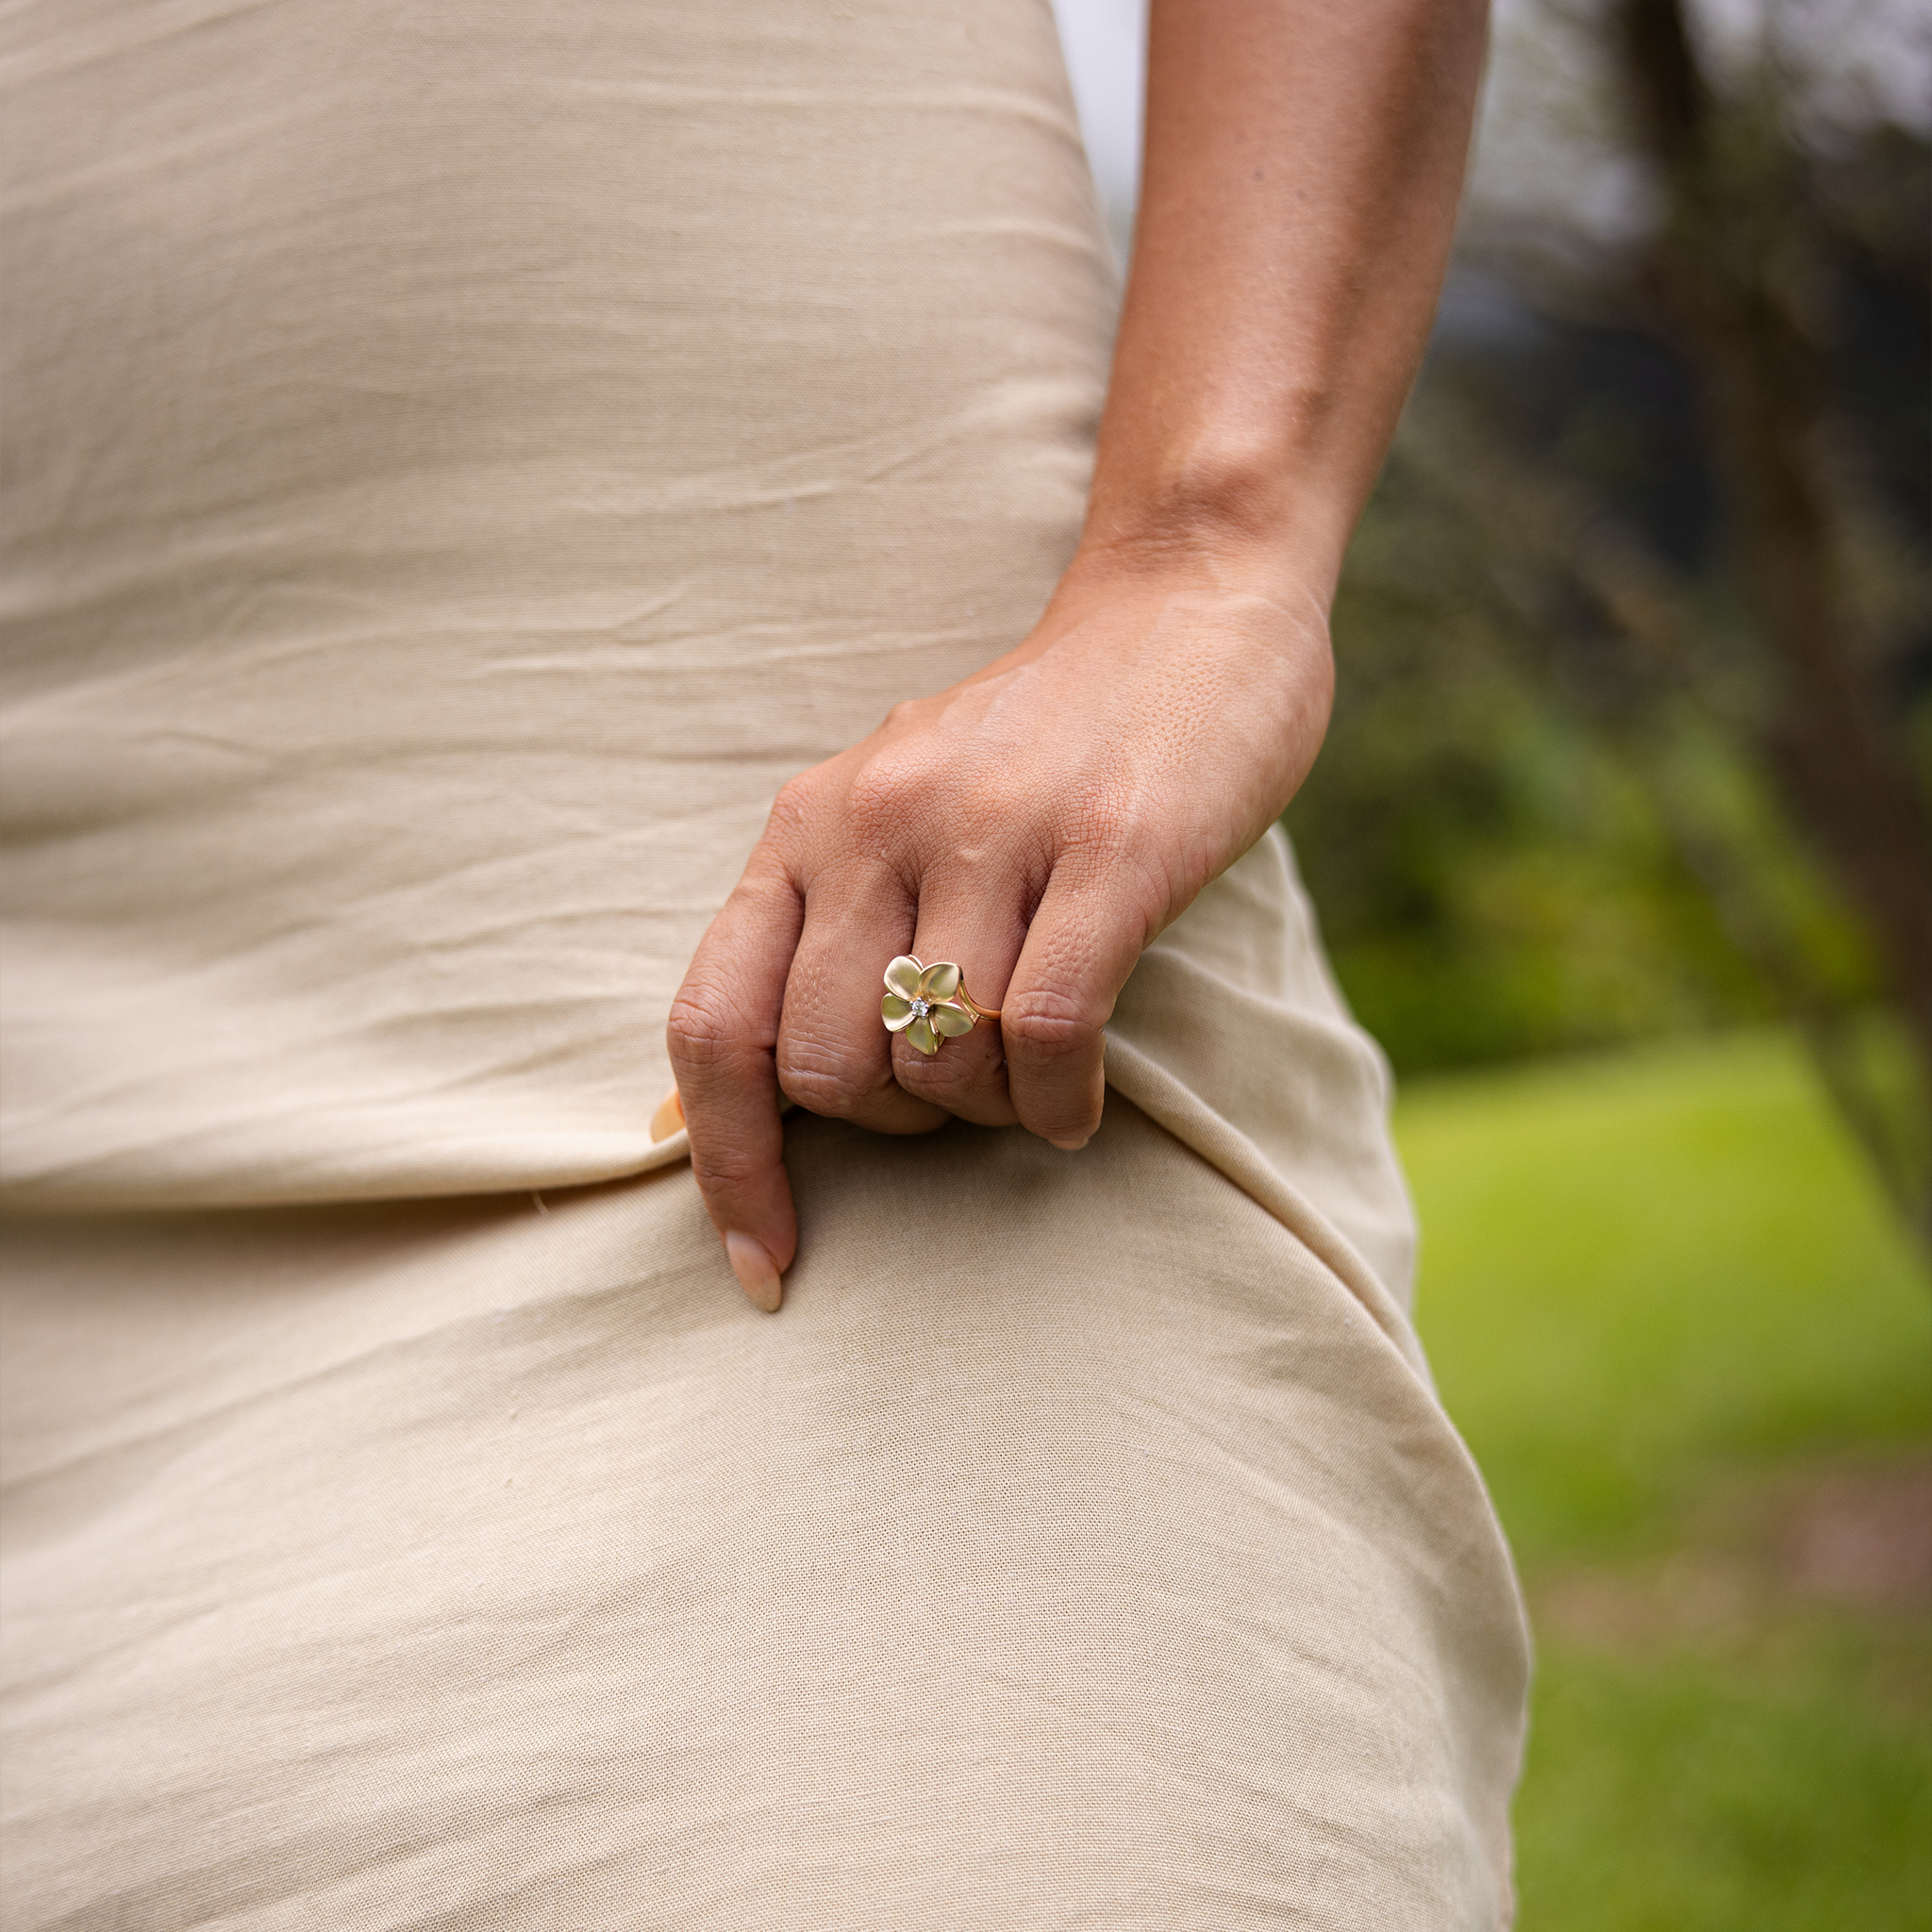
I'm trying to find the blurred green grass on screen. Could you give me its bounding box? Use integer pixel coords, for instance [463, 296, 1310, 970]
[1395, 1029, 1932, 1929]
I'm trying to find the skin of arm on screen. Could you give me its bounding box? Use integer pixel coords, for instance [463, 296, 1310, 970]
[667, 0, 1490, 1308]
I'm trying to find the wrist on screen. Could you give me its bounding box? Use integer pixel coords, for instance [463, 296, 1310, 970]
[1070, 432, 1351, 610]
[1029, 505, 1336, 715]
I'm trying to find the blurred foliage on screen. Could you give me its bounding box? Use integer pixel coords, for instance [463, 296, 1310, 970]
[1294, 476, 1776, 1072]
[1291, 419, 1896, 1075]
[1517, 1649, 1932, 1932]
[1398, 1031, 1932, 1927]
[1402, 1031, 1931, 1566]
[1290, 22, 1931, 1238]
[1326, 15, 1932, 1911]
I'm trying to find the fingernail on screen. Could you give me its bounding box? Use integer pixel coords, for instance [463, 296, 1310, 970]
[1050, 1137, 1090, 1153]
[649, 1087, 685, 1143]
[724, 1231, 784, 1313]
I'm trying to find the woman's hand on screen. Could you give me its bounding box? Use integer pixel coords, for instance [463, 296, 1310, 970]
[667, 0, 1487, 1306]
[665, 541, 1334, 1307]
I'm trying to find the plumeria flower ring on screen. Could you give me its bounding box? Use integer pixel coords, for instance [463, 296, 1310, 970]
[879, 955, 998, 1056]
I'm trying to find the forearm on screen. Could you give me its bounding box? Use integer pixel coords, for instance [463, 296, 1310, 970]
[1078, 0, 1488, 598]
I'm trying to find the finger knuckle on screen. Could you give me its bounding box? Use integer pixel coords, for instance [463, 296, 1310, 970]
[1055, 812, 1139, 887]
[944, 779, 1037, 873]
[766, 773, 820, 843]
[845, 746, 932, 849]
[689, 1146, 768, 1199]
[1000, 988, 1096, 1063]
[776, 1054, 885, 1120]
[666, 986, 744, 1072]
[956, 769, 1025, 828]
[891, 1049, 974, 1103]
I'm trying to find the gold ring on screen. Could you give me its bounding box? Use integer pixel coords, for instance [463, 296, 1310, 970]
[880, 955, 1001, 1057]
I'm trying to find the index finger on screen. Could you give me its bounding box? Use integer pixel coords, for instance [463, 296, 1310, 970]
[666, 863, 804, 1310]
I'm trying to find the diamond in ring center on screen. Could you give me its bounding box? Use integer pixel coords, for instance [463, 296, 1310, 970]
[909, 997, 931, 1018]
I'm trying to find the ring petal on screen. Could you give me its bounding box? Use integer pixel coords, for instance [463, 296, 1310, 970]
[906, 1016, 940, 1056]
[930, 1003, 975, 1037]
[881, 993, 916, 1031]
[920, 960, 961, 1001]
[884, 956, 924, 999]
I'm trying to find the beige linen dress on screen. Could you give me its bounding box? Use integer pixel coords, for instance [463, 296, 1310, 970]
[0, 0, 1530, 1923]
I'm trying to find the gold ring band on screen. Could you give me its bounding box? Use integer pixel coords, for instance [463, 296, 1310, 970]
[880, 955, 1000, 1057]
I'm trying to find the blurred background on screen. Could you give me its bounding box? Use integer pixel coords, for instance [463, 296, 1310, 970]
[1054, 0, 1932, 1922]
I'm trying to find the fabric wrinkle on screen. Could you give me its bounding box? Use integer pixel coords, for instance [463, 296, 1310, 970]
[0, 0, 1528, 1923]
